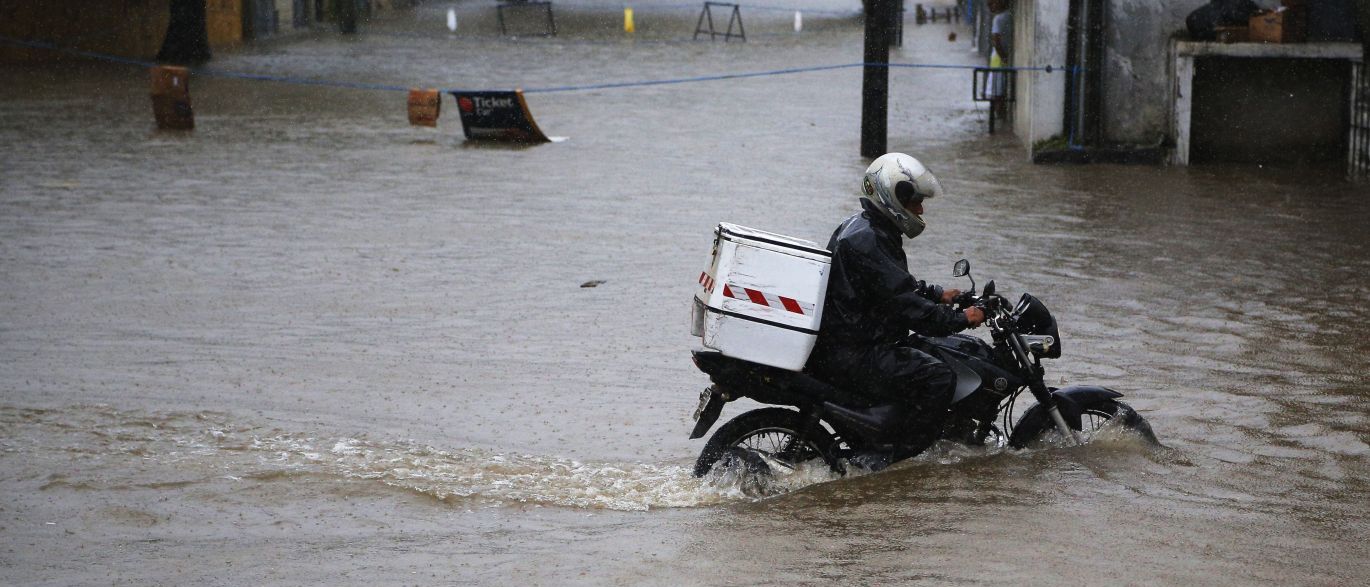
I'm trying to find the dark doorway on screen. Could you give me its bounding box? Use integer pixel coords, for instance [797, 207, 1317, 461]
[1191, 57, 1351, 165]
[293, 0, 311, 28]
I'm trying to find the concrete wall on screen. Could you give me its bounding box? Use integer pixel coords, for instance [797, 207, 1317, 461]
[1009, 0, 1070, 156]
[1103, 0, 1206, 144]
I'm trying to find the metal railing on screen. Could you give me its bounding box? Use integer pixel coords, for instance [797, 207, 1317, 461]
[973, 67, 1015, 134]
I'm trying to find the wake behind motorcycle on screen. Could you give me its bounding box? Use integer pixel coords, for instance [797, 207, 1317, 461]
[688, 259, 1157, 478]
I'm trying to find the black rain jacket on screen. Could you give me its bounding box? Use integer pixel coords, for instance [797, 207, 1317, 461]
[810, 199, 969, 357]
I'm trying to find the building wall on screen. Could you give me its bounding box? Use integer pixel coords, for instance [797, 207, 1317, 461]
[1008, 0, 1298, 150]
[0, 0, 172, 62]
[1101, 0, 1210, 144]
[208, 0, 244, 49]
[276, 0, 296, 32]
[1009, 0, 1070, 156]
[2, 1, 409, 63]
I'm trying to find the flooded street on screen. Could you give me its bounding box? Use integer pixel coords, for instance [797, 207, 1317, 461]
[3, 2, 1369, 584]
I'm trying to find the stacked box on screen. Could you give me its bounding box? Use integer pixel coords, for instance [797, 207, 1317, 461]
[1250, 6, 1306, 43]
[691, 223, 831, 371]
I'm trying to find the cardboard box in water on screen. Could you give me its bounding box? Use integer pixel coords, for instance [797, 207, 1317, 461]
[149, 66, 193, 130]
[1249, 8, 1306, 43]
[691, 223, 831, 371]
[407, 88, 441, 127]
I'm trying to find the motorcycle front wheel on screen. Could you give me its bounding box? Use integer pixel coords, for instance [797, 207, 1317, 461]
[1008, 398, 1157, 449]
[693, 408, 839, 478]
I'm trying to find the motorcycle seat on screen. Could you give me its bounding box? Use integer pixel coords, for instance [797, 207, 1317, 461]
[692, 350, 880, 408]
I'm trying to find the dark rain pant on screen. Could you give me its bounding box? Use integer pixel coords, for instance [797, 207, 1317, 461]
[810, 338, 957, 458]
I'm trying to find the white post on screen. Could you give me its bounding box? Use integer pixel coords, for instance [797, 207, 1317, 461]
[1173, 54, 1194, 166]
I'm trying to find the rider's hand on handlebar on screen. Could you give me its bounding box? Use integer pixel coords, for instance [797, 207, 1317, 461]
[964, 307, 986, 327]
[941, 288, 961, 305]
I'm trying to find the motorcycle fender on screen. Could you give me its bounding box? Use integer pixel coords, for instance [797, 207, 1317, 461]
[1050, 385, 1123, 430]
[689, 390, 728, 439]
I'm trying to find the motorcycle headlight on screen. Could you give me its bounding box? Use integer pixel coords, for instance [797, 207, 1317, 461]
[1012, 293, 1061, 359]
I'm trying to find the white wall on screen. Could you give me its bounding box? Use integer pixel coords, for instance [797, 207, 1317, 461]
[276, 0, 295, 31]
[1010, 0, 1070, 156]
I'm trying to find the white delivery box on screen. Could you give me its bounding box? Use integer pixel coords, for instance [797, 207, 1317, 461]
[690, 223, 832, 371]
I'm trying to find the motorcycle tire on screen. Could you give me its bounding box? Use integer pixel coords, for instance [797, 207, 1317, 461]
[693, 408, 839, 478]
[1008, 398, 1157, 449]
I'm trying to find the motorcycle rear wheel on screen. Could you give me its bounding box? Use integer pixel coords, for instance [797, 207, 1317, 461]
[693, 408, 838, 478]
[1008, 398, 1157, 449]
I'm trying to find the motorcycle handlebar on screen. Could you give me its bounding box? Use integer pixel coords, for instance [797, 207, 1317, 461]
[953, 291, 977, 310]
[956, 293, 1011, 328]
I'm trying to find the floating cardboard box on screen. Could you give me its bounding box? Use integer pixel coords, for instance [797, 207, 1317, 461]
[407, 88, 441, 127]
[149, 65, 193, 130]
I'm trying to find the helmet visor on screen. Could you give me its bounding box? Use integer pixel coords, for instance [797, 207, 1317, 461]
[895, 181, 924, 209]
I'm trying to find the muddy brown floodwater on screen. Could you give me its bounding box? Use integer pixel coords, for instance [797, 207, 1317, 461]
[2, 2, 1368, 585]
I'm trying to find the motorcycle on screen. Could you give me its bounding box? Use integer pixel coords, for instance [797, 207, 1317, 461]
[688, 259, 1156, 477]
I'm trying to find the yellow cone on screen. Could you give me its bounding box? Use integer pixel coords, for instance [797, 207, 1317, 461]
[625, 7, 635, 33]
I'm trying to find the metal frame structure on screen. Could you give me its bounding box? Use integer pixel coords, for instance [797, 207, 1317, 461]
[915, 3, 960, 25]
[694, 2, 746, 42]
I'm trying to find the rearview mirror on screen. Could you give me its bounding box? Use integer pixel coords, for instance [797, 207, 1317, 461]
[953, 259, 970, 277]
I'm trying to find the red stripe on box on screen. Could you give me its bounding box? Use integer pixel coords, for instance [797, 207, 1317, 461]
[744, 288, 769, 306]
[780, 297, 803, 314]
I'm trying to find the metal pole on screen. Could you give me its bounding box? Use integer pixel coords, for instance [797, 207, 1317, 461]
[861, 0, 894, 158]
[157, 0, 212, 64]
[1082, 0, 1105, 145]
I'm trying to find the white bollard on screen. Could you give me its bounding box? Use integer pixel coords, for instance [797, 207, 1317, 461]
[794, 11, 802, 32]
[447, 8, 458, 32]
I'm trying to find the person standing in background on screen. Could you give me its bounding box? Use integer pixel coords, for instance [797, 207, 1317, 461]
[988, 0, 1012, 120]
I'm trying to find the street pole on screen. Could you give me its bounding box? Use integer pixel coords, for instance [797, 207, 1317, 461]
[861, 0, 894, 158]
[156, 0, 211, 64]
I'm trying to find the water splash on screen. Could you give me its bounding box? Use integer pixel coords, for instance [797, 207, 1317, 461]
[2, 404, 1167, 512]
[1, 405, 836, 511]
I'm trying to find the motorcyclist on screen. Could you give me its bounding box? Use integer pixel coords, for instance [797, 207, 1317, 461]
[806, 153, 985, 467]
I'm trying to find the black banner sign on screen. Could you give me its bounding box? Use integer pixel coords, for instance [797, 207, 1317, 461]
[450, 90, 551, 143]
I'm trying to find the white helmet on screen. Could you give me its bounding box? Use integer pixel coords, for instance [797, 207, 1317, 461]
[860, 153, 945, 239]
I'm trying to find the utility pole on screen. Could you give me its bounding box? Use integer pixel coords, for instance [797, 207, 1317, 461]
[861, 0, 894, 158]
[157, 0, 211, 64]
